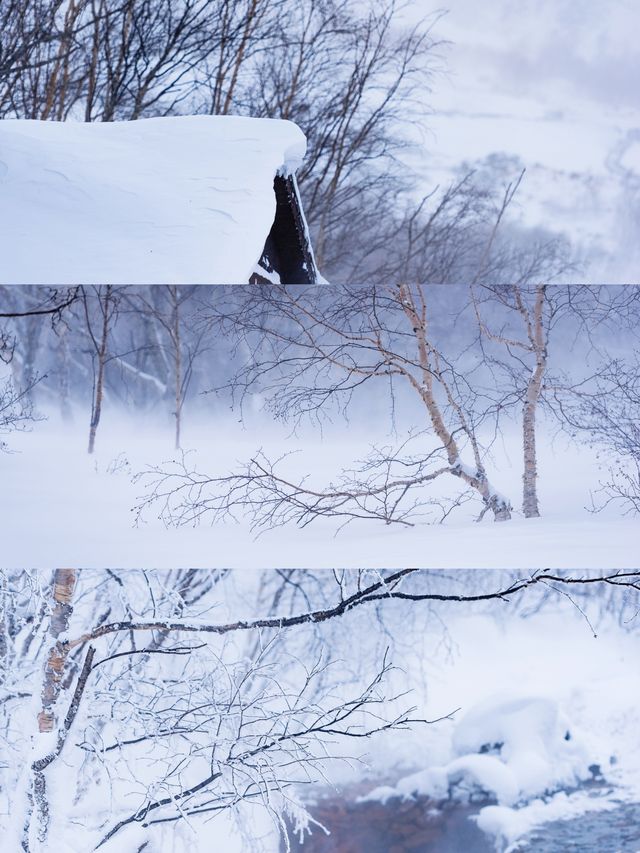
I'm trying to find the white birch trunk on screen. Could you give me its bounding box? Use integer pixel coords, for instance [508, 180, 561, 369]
[522, 287, 547, 518]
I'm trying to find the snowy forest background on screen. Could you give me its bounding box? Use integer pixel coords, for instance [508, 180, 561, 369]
[1, 283, 639, 566]
[1, 0, 638, 282]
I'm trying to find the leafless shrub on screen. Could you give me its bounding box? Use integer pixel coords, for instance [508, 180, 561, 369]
[567, 355, 640, 516]
[0, 377, 41, 450]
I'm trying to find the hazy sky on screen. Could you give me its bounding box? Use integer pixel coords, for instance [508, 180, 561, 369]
[401, 0, 640, 281]
[433, 0, 638, 110]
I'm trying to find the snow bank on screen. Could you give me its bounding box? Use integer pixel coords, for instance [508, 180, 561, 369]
[364, 692, 593, 846]
[452, 694, 591, 801]
[389, 752, 520, 806]
[2, 412, 639, 569]
[476, 790, 618, 852]
[0, 115, 307, 284]
[316, 608, 639, 853]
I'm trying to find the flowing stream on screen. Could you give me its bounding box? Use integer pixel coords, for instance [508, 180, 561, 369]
[518, 800, 640, 852]
[286, 787, 640, 852]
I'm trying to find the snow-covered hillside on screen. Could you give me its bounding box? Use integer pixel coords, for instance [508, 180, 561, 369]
[401, 0, 640, 281]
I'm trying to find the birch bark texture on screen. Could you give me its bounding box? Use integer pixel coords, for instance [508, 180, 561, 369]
[472, 284, 549, 518]
[37, 568, 77, 733]
[23, 569, 79, 851]
[399, 284, 512, 521]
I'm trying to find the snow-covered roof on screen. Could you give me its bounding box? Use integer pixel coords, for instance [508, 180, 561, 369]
[0, 115, 308, 284]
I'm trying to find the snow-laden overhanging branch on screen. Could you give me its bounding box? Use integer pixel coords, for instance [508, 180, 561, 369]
[65, 569, 640, 650]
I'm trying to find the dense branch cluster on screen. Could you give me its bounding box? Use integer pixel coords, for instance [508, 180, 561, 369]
[134, 284, 640, 526]
[0, 0, 425, 281]
[1, 567, 638, 850]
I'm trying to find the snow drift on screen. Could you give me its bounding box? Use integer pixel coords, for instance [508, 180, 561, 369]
[0, 115, 307, 284]
[364, 692, 597, 850]
[366, 693, 591, 809]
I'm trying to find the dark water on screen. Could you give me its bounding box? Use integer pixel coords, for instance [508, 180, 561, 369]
[518, 800, 640, 852]
[287, 794, 493, 853]
[287, 792, 640, 853]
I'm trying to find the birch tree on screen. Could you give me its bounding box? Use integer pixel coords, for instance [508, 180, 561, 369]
[471, 284, 550, 518]
[130, 285, 207, 450]
[137, 284, 512, 530]
[2, 568, 436, 851]
[471, 284, 638, 519]
[0, 0, 473, 285]
[23, 571, 84, 849]
[82, 285, 117, 455]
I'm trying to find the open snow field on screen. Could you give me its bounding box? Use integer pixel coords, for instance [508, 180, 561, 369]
[2, 408, 638, 569]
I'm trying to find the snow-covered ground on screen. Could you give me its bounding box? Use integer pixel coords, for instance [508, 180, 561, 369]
[400, 0, 640, 282]
[2, 408, 638, 569]
[0, 116, 306, 284]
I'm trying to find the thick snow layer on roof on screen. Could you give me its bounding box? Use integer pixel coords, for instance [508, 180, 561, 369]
[0, 115, 307, 284]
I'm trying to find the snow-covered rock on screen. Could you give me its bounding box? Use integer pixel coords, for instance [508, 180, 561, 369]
[364, 692, 591, 808]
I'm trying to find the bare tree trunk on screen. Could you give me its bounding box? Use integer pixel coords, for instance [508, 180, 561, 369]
[22, 313, 43, 399]
[170, 286, 182, 451]
[221, 0, 260, 114]
[521, 286, 547, 518]
[399, 285, 512, 521]
[24, 643, 94, 851]
[522, 373, 542, 518]
[87, 285, 112, 454]
[57, 322, 72, 422]
[84, 0, 103, 122]
[0, 572, 8, 686]
[471, 283, 551, 520]
[18, 569, 79, 850]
